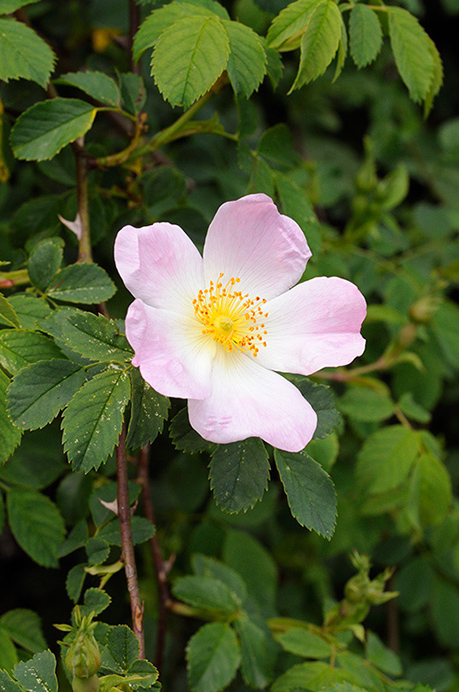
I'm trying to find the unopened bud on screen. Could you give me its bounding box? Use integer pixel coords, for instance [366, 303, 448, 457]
[409, 296, 440, 324]
[65, 630, 101, 679]
[72, 675, 100, 692]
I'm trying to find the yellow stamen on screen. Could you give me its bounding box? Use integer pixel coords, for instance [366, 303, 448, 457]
[193, 273, 268, 356]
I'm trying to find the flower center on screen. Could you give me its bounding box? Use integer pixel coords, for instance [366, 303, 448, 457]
[192, 273, 268, 356]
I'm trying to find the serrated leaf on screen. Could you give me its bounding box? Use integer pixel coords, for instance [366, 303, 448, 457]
[209, 438, 270, 513]
[0, 292, 19, 328]
[0, 329, 64, 376]
[27, 240, 63, 291]
[13, 651, 57, 692]
[274, 627, 331, 658]
[61, 312, 133, 362]
[46, 263, 116, 304]
[187, 622, 241, 692]
[293, 378, 340, 439]
[0, 17, 55, 88]
[266, 0, 323, 51]
[7, 489, 65, 567]
[7, 360, 85, 430]
[414, 450, 452, 526]
[86, 536, 110, 565]
[424, 36, 443, 116]
[55, 71, 121, 106]
[152, 15, 230, 108]
[274, 450, 337, 538]
[290, 0, 342, 91]
[62, 369, 130, 472]
[119, 73, 146, 115]
[356, 425, 420, 494]
[133, 2, 220, 60]
[107, 625, 139, 671]
[0, 670, 22, 692]
[333, 16, 347, 82]
[0, 370, 22, 464]
[223, 21, 266, 98]
[7, 295, 51, 330]
[66, 564, 86, 603]
[169, 407, 214, 453]
[234, 616, 272, 688]
[97, 515, 155, 546]
[272, 660, 355, 692]
[349, 5, 382, 68]
[224, 530, 277, 612]
[126, 368, 169, 449]
[82, 588, 112, 617]
[388, 7, 434, 103]
[173, 575, 241, 614]
[10, 98, 97, 161]
[0, 609, 47, 653]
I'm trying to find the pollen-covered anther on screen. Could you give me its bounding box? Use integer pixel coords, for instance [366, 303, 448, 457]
[193, 273, 268, 356]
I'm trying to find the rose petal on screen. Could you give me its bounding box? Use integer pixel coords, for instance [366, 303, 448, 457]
[203, 194, 311, 300]
[126, 299, 214, 399]
[115, 222, 204, 312]
[254, 277, 367, 375]
[188, 349, 317, 452]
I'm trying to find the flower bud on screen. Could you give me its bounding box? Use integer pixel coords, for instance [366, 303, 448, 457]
[72, 675, 100, 692]
[65, 629, 101, 679]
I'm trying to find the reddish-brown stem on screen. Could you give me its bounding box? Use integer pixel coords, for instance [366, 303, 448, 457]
[116, 425, 145, 657]
[386, 575, 400, 653]
[138, 445, 169, 669]
[73, 140, 93, 263]
[129, 0, 141, 75]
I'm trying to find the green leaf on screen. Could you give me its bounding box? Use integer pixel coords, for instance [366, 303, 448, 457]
[60, 312, 133, 362]
[258, 124, 301, 168]
[266, 0, 323, 51]
[293, 378, 340, 439]
[274, 627, 331, 658]
[356, 425, 420, 494]
[424, 37, 443, 116]
[62, 369, 130, 472]
[0, 609, 47, 653]
[0, 293, 19, 328]
[127, 368, 169, 449]
[431, 577, 459, 647]
[118, 73, 146, 115]
[27, 239, 63, 291]
[86, 536, 110, 565]
[306, 433, 338, 473]
[46, 263, 116, 304]
[13, 651, 57, 692]
[0, 629, 17, 672]
[187, 622, 241, 692]
[107, 625, 139, 671]
[0, 17, 55, 87]
[209, 438, 269, 514]
[169, 407, 214, 453]
[366, 631, 402, 677]
[133, 1, 222, 60]
[272, 661, 355, 692]
[7, 295, 51, 330]
[275, 172, 321, 255]
[413, 450, 452, 526]
[223, 530, 277, 612]
[10, 98, 98, 162]
[0, 0, 41, 13]
[223, 21, 266, 98]
[0, 670, 22, 692]
[192, 555, 248, 603]
[0, 330, 64, 376]
[339, 386, 394, 423]
[234, 616, 272, 688]
[151, 15, 230, 108]
[173, 575, 242, 614]
[97, 515, 155, 546]
[275, 450, 337, 538]
[0, 370, 22, 464]
[55, 71, 121, 106]
[388, 7, 434, 103]
[7, 489, 65, 567]
[349, 4, 383, 68]
[82, 588, 112, 616]
[7, 360, 85, 430]
[66, 564, 86, 603]
[290, 0, 342, 91]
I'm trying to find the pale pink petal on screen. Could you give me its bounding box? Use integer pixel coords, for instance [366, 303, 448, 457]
[188, 350, 317, 452]
[126, 299, 215, 399]
[254, 277, 367, 375]
[115, 222, 204, 312]
[203, 194, 311, 300]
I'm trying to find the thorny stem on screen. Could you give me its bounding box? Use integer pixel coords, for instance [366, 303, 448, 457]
[73, 140, 93, 263]
[138, 445, 169, 669]
[116, 425, 145, 657]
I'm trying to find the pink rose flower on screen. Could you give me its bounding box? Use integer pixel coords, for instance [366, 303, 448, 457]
[115, 194, 366, 452]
